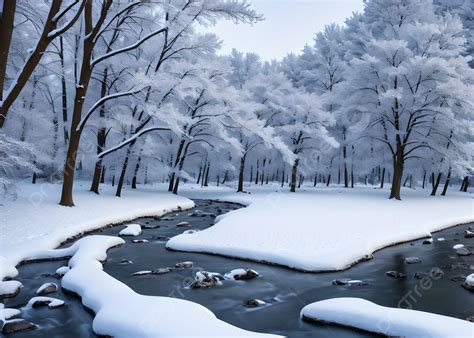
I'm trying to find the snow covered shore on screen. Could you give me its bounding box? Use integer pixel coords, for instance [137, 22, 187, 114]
[300, 298, 474, 337]
[0, 181, 194, 296]
[167, 187, 473, 271]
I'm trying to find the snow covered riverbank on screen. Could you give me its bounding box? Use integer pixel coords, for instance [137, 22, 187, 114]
[0, 181, 194, 296]
[301, 298, 473, 337]
[167, 187, 473, 271]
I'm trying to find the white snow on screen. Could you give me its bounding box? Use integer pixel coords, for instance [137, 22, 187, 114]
[56, 266, 70, 276]
[466, 274, 474, 287]
[300, 298, 473, 337]
[0, 303, 21, 321]
[453, 244, 465, 250]
[36, 282, 57, 294]
[224, 268, 259, 280]
[30, 235, 279, 337]
[0, 181, 194, 296]
[25, 296, 65, 309]
[0, 280, 22, 297]
[168, 188, 473, 271]
[119, 224, 142, 237]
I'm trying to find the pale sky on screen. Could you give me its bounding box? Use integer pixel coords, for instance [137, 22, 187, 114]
[207, 0, 365, 61]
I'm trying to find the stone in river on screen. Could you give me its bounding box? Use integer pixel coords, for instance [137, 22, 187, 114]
[457, 247, 472, 256]
[224, 268, 259, 280]
[131, 239, 149, 244]
[175, 261, 193, 269]
[190, 271, 221, 289]
[451, 275, 466, 282]
[119, 260, 133, 265]
[465, 230, 474, 238]
[414, 272, 429, 279]
[466, 316, 474, 323]
[422, 238, 433, 245]
[405, 257, 421, 264]
[244, 299, 265, 307]
[2, 320, 37, 333]
[386, 271, 407, 279]
[176, 221, 192, 227]
[36, 282, 58, 295]
[332, 278, 367, 286]
[152, 268, 171, 275]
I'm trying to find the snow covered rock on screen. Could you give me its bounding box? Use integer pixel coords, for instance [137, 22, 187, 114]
[450, 275, 466, 282]
[36, 282, 57, 295]
[0, 280, 22, 298]
[244, 299, 266, 308]
[386, 271, 407, 279]
[422, 238, 433, 245]
[332, 278, 367, 286]
[465, 230, 474, 238]
[456, 247, 472, 256]
[131, 270, 153, 276]
[301, 298, 474, 337]
[176, 221, 192, 227]
[26, 296, 65, 309]
[131, 239, 148, 244]
[119, 224, 142, 237]
[175, 261, 193, 269]
[414, 272, 429, 280]
[2, 319, 36, 334]
[224, 268, 259, 280]
[119, 260, 133, 265]
[55, 266, 70, 276]
[183, 230, 199, 234]
[453, 244, 464, 250]
[190, 271, 223, 289]
[405, 257, 421, 264]
[462, 274, 474, 292]
[437, 237, 446, 242]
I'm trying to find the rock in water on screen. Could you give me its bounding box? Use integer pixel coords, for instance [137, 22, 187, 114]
[131, 239, 148, 244]
[28, 296, 65, 309]
[451, 275, 467, 282]
[453, 244, 465, 250]
[152, 268, 171, 275]
[332, 278, 367, 286]
[466, 316, 474, 323]
[462, 274, 474, 292]
[457, 248, 472, 256]
[465, 230, 474, 238]
[36, 282, 58, 295]
[176, 221, 191, 227]
[422, 238, 433, 245]
[190, 271, 221, 289]
[224, 269, 259, 280]
[405, 257, 421, 264]
[175, 261, 193, 269]
[2, 319, 36, 333]
[244, 299, 266, 308]
[414, 272, 429, 279]
[386, 271, 407, 279]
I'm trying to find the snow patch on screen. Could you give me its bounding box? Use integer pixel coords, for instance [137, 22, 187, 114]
[119, 224, 142, 236]
[301, 298, 473, 337]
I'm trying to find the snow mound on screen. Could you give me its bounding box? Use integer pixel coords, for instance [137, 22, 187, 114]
[31, 235, 279, 337]
[119, 224, 142, 237]
[26, 296, 65, 308]
[301, 298, 473, 337]
[167, 190, 473, 271]
[466, 274, 474, 287]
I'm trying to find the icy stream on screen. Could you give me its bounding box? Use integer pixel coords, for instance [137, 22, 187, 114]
[3, 200, 473, 337]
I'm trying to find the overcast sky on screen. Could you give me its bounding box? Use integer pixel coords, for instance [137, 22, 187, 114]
[206, 0, 364, 61]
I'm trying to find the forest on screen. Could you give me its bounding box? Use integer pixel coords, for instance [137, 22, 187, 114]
[1, 0, 471, 206]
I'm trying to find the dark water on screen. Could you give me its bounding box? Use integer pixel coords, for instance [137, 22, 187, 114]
[4, 200, 473, 337]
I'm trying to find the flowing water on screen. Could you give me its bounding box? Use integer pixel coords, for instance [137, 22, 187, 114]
[3, 200, 473, 337]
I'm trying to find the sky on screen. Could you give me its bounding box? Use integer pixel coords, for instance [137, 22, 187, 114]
[206, 0, 365, 61]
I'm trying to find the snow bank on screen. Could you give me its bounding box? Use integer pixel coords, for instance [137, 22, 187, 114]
[36, 235, 279, 337]
[119, 224, 142, 236]
[300, 298, 473, 337]
[0, 181, 194, 295]
[167, 188, 473, 271]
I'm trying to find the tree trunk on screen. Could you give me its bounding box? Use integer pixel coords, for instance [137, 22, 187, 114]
[196, 166, 202, 185]
[116, 148, 131, 197]
[431, 173, 442, 196]
[389, 137, 404, 200]
[281, 168, 285, 188]
[131, 157, 141, 189]
[326, 174, 331, 187]
[290, 159, 299, 192]
[60, 3, 97, 207]
[204, 163, 210, 187]
[441, 168, 451, 196]
[237, 155, 246, 192]
[0, 0, 16, 103]
[380, 167, 385, 189]
[168, 173, 175, 192]
[462, 177, 469, 192]
[59, 36, 69, 144]
[422, 171, 426, 189]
